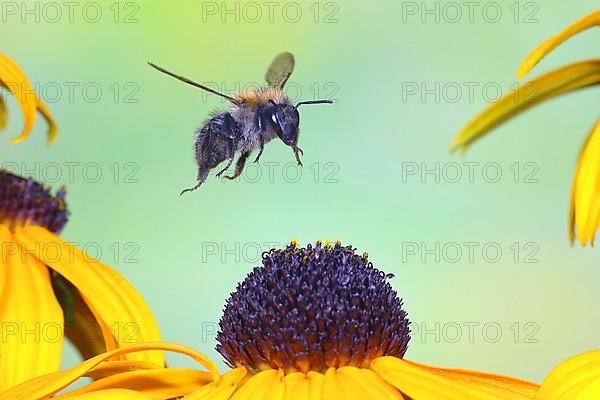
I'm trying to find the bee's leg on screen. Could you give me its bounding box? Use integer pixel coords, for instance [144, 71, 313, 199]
[180, 169, 209, 196]
[216, 113, 238, 178]
[254, 135, 265, 163]
[226, 151, 251, 180]
[215, 138, 235, 178]
[254, 109, 270, 163]
[180, 183, 201, 196]
[293, 145, 303, 166]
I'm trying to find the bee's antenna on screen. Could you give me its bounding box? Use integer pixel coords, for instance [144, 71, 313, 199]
[148, 62, 240, 105]
[295, 100, 334, 108]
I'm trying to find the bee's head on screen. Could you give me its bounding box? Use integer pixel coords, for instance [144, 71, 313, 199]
[269, 101, 300, 147]
[268, 99, 333, 147]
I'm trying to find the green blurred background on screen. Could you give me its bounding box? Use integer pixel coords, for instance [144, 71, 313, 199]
[2, 0, 598, 383]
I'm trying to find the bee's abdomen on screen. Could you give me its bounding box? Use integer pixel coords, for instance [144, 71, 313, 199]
[195, 112, 241, 169]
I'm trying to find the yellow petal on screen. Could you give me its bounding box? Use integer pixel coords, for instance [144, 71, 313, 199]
[307, 371, 325, 400]
[559, 376, 600, 399]
[0, 342, 219, 400]
[0, 53, 37, 143]
[569, 120, 600, 246]
[84, 295, 122, 359]
[518, 10, 600, 79]
[0, 225, 10, 299]
[537, 350, 600, 399]
[54, 368, 212, 400]
[404, 359, 538, 399]
[266, 371, 286, 400]
[62, 286, 109, 360]
[86, 360, 163, 380]
[0, 231, 64, 391]
[251, 369, 285, 400]
[0, 372, 66, 400]
[323, 368, 345, 400]
[36, 99, 58, 144]
[57, 389, 152, 400]
[371, 356, 538, 400]
[15, 226, 164, 366]
[336, 367, 405, 399]
[0, 96, 7, 130]
[229, 370, 281, 400]
[77, 268, 144, 362]
[182, 368, 247, 400]
[451, 60, 600, 152]
[283, 373, 310, 400]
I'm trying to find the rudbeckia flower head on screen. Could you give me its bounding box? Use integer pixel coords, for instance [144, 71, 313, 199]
[216, 241, 410, 374]
[206, 242, 537, 399]
[0, 170, 163, 391]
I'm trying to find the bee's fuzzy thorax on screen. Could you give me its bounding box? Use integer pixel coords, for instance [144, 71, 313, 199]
[235, 87, 289, 107]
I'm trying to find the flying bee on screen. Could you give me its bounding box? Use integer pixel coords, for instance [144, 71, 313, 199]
[148, 52, 333, 195]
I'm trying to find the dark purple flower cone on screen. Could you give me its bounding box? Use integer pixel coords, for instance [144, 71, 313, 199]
[217, 241, 410, 374]
[0, 170, 68, 234]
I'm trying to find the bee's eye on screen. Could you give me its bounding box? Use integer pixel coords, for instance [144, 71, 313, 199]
[285, 108, 300, 126]
[271, 114, 278, 124]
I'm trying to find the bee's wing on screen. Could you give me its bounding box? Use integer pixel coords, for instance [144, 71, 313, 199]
[265, 52, 295, 89]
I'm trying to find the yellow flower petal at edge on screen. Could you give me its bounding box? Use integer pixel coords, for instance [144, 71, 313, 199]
[84, 360, 162, 380]
[63, 288, 110, 360]
[230, 369, 284, 400]
[281, 372, 311, 400]
[58, 389, 152, 400]
[0, 342, 219, 400]
[0, 53, 58, 143]
[36, 99, 58, 144]
[307, 371, 325, 400]
[517, 10, 600, 79]
[371, 356, 538, 400]
[184, 356, 540, 399]
[0, 53, 36, 143]
[54, 368, 213, 400]
[182, 368, 247, 400]
[451, 60, 600, 152]
[171, 355, 539, 400]
[537, 350, 600, 399]
[335, 367, 405, 400]
[0, 96, 8, 129]
[14, 225, 164, 366]
[0, 226, 64, 391]
[404, 359, 539, 399]
[569, 120, 600, 246]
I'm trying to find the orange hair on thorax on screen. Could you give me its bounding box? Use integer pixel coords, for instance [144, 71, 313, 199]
[234, 87, 288, 107]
